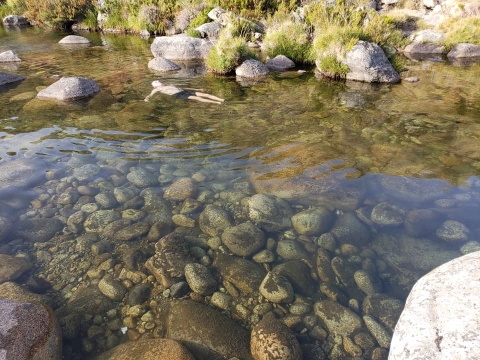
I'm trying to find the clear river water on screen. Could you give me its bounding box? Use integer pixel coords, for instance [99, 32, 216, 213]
[1, 26, 480, 359]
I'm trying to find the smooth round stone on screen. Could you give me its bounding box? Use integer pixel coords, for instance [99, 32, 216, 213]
[0, 254, 32, 283]
[126, 168, 159, 188]
[266, 55, 295, 71]
[199, 205, 233, 237]
[163, 178, 195, 201]
[114, 187, 137, 203]
[236, 59, 269, 78]
[73, 164, 100, 182]
[147, 57, 181, 72]
[184, 263, 217, 296]
[221, 222, 266, 257]
[98, 275, 127, 301]
[354, 270, 382, 295]
[460, 241, 480, 255]
[276, 240, 309, 261]
[114, 222, 150, 241]
[247, 194, 293, 232]
[436, 220, 470, 242]
[59, 35, 92, 44]
[316, 232, 337, 251]
[121, 209, 145, 221]
[210, 291, 233, 311]
[363, 315, 391, 348]
[95, 192, 118, 209]
[289, 304, 310, 315]
[172, 214, 195, 227]
[371, 202, 406, 226]
[253, 249, 275, 263]
[314, 300, 363, 337]
[81, 203, 99, 213]
[84, 210, 122, 233]
[259, 272, 294, 303]
[251, 315, 302, 360]
[291, 207, 332, 236]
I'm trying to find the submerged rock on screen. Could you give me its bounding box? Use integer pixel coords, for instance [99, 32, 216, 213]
[0, 254, 32, 284]
[371, 233, 461, 299]
[251, 315, 302, 360]
[314, 299, 363, 337]
[221, 221, 266, 257]
[15, 218, 64, 242]
[150, 36, 212, 60]
[247, 194, 292, 232]
[148, 57, 181, 72]
[58, 35, 92, 44]
[436, 220, 470, 242]
[164, 300, 253, 360]
[0, 71, 25, 86]
[95, 338, 195, 360]
[0, 50, 22, 62]
[0, 298, 62, 360]
[344, 41, 400, 83]
[259, 272, 294, 303]
[252, 172, 366, 211]
[37, 77, 100, 101]
[390, 252, 480, 359]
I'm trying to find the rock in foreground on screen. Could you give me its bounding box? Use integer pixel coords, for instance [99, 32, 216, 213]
[389, 251, 480, 359]
[95, 338, 195, 360]
[447, 43, 480, 59]
[148, 57, 181, 72]
[37, 77, 100, 101]
[0, 298, 62, 360]
[236, 59, 270, 78]
[344, 41, 400, 83]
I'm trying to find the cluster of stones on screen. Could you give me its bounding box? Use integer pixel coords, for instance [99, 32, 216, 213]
[0, 31, 100, 100]
[1, 150, 479, 359]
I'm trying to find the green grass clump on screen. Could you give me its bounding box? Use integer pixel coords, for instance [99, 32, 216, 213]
[186, 28, 202, 37]
[0, 0, 27, 19]
[188, 6, 212, 28]
[79, 8, 98, 30]
[440, 17, 480, 48]
[318, 55, 349, 78]
[206, 30, 257, 74]
[263, 19, 313, 63]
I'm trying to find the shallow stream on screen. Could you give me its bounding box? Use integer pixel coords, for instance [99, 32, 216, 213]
[1, 26, 480, 359]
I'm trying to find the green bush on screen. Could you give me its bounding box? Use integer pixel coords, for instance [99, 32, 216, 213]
[206, 30, 256, 74]
[0, 0, 26, 18]
[186, 28, 202, 37]
[440, 17, 480, 48]
[263, 19, 313, 63]
[22, 0, 94, 28]
[79, 8, 98, 30]
[188, 6, 212, 29]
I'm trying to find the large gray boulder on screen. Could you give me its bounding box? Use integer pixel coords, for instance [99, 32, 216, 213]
[344, 41, 400, 83]
[150, 36, 213, 60]
[0, 71, 25, 86]
[389, 251, 480, 359]
[447, 43, 480, 58]
[0, 50, 22, 62]
[2, 15, 30, 26]
[0, 298, 62, 360]
[37, 77, 100, 101]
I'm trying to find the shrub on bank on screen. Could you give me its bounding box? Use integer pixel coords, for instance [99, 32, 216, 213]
[206, 29, 257, 74]
[306, 0, 408, 77]
[263, 12, 313, 64]
[440, 16, 480, 49]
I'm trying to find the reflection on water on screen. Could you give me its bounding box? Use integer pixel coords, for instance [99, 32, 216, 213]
[1, 27, 480, 359]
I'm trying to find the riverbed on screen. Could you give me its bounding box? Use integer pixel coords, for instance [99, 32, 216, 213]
[1, 26, 480, 359]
